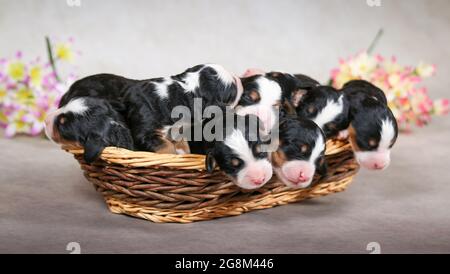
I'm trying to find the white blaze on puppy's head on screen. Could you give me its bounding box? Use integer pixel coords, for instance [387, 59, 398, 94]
[223, 129, 273, 189]
[312, 95, 344, 129]
[44, 98, 88, 142]
[153, 78, 173, 98]
[354, 118, 396, 170]
[236, 77, 282, 134]
[206, 63, 235, 85]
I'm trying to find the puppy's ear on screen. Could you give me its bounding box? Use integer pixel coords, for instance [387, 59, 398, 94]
[205, 152, 217, 173]
[281, 99, 297, 116]
[83, 133, 105, 164]
[106, 121, 134, 150]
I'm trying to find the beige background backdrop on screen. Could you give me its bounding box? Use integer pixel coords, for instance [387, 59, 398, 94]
[1, 0, 450, 253]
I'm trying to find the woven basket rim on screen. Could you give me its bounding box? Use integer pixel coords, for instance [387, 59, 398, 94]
[62, 139, 352, 170]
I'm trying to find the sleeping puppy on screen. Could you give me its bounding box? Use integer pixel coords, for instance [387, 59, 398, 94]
[342, 80, 398, 170]
[235, 74, 283, 134]
[294, 85, 350, 139]
[236, 70, 319, 133]
[44, 97, 134, 163]
[45, 74, 137, 163]
[190, 111, 273, 190]
[123, 63, 243, 154]
[270, 117, 326, 189]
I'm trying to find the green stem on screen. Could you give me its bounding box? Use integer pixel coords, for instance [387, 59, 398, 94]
[45, 36, 61, 82]
[367, 29, 384, 55]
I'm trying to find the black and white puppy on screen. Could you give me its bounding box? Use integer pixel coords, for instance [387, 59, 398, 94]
[342, 80, 398, 170]
[123, 64, 243, 154]
[294, 85, 350, 139]
[44, 96, 134, 163]
[191, 112, 273, 190]
[45, 74, 137, 163]
[236, 70, 319, 133]
[270, 116, 326, 189]
[235, 74, 283, 134]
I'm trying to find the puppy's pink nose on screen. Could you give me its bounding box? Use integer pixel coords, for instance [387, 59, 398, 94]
[373, 162, 386, 170]
[251, 176, 265, 186]
[298, 172, 310, 183]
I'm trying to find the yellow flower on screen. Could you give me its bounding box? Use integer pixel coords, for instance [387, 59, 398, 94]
[55, 43, 74, 62]
[0, 111, 8, 124]
[7, 61, 26, 81]
[0, 88, 7, 102]
[16, 87, 34, 105]
[30, 65, 43, 88]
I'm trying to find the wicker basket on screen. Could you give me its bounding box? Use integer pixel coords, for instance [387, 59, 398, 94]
[63, 139, 359, 223]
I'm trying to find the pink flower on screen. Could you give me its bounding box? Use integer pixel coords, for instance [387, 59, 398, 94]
[330, 52, 447, 131]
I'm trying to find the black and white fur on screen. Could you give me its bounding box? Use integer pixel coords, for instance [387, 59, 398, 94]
[45, 96, 134, 163]
[190, 112, 273, 190]
[45, 74, 139, 163]
[294, 85, 350, 139]
[342, 80, 398, 170]
[270, 116, 326, 189]
[123, 64, 242, 154]
[236, 71, 320, 133]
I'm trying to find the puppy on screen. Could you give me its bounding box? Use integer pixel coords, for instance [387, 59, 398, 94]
[201, 112, 273, 190]
[236, 70, 319, 133]
[235, 74, 283, 134]
[270, 117, 326, 189]
[294, 85, 350, 139]
[123, 64, 243, 154]
[342, 80, 398, 170]
[44, 97, 134, 163]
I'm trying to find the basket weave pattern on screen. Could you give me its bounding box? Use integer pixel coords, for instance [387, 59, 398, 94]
[64, 139, 359, 223]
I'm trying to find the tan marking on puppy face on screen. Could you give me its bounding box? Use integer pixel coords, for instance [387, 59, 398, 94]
[154, 138, 177, 154]
[281, 99, 297, 115]
[51, 123, 79, 146]
[248, 89, 261, 103]
[307, 105, 316, 114]
[291, 89, 308, 107]
[154, 129, 177, 154]
[174, 139, 190, 154]
[300, 144, 309, 153]
[348, 125, 361, 152]
[327, 122, 337, 130]
[368, 138, 378, 148]
[231, 158, 240, 167]
[271, 149, 287, 168]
